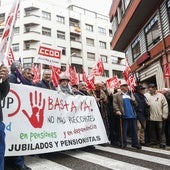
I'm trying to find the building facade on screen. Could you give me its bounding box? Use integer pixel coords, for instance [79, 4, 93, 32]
[109, 0, 170, 89]
[0, 0, 125, 83]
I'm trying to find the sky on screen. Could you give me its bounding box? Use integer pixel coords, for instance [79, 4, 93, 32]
[1, 0, 112, 16]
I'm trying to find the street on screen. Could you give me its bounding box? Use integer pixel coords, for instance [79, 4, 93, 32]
[24, 145, 170, 170]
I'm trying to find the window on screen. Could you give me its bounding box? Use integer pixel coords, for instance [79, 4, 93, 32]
[88, 67, 92, 75]
[23, 57, 34, 68]
[86, 38, 94, 46]
[85, 24, 93, 32]
[25, 42, 30, 49]
[131, 37, 141, 60]
[111, 56, 124, 64]
[58, 46, 66, 55]
[123, 0, 130, 9]
[112, 70, 123, 78]
[167, 0, 170, 23]
[0, 13, 5, 22]
[98, 27, 106, 35]
[61, 63, 66, 72]
[87, 52, 95, 60]
[145, 15, 160, 48]
[42, 11, 51, 20]
[12, 43, 19, 52]
[71, 63, 82, 73]
[14, 27, 20, 35]
[57, 31, 65, 40]
[42, 27, 51, 36]
[57, 15, 65, 24]
[99, 41, 106, 49]
[0, 28, 4, 36]
[101, 55, 107, 63]
[103, 70, 109, 77]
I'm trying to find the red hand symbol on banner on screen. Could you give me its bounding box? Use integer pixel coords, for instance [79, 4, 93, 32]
[22, 91, 45, 128]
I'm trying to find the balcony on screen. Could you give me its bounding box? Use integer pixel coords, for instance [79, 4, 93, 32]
[70, 40, 82, 49]
[111, 0, 164, 51]
[23, 31, 41, 42]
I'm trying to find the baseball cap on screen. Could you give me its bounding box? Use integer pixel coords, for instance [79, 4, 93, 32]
[135, 85, 146, 91]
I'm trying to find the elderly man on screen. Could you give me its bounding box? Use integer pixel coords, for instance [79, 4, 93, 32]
[22, 67, 34, 86]
[134, 85, 150, 145]
[36, 69, 56, 90]
[113, 80, 141, 149]
[145, 83, 169, 148]
[58, 75, 73, 95]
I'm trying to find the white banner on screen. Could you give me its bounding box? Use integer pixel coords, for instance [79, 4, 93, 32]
[3, 84, 108, 156]
[34, 45, 61, 68]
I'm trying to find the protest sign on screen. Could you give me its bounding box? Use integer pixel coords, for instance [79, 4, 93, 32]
[3, 84, 108, 156]
[34, 45, 61, 67]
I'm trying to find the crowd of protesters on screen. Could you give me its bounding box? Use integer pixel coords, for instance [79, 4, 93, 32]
[1, 61, 170, 170]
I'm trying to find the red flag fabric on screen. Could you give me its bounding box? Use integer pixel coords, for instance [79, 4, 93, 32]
[90, 59, 104, 76]
[66, 65, 79, 85]
[123, 58, 137, 91]
[31, 64, 41, 84]
[86, 75, 95, 90]
[127, 74, 137, 91]
[81, 69, 95, 90]
[123, 59, 131, 82]
[0, 0, 20, 63]
[50, 66, 61, 87]
[164, 62, 170, 78]
[82, 69, 88, 82]
[7, 48, 15, 66]
[106, 76, 121, 89]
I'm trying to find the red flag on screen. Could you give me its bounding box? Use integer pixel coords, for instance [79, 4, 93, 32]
[31, 64, 41, 84]
[86, 75, 95, 90]
[164, 62, 170, 78]
[123, 58, 137, 91]
[106, 76, 121, 89]
[81, 69, 95, 90]
[68, 66, 79, 85]
[50, 66, 61, 87]
[0, 0, 20, 63]
[7, 48, 15, 66]
[123, 59, 131, 82]
[90, 59, 104, 76]
[127, 74, 137, 91]
[82, 69, 88, 82]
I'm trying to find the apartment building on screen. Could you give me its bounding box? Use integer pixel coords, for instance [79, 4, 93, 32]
[109, 0, 170, 89]
[0, 0, 125, 82]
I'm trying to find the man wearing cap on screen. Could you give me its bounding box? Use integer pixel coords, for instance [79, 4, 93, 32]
[58, 75, 73, 95]
[113, 80, 141, 149]
[134, 85, 150, 145]
[145, 83, 168, 148]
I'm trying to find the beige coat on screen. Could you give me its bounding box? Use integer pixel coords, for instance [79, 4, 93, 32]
[145, 92, 169, 121]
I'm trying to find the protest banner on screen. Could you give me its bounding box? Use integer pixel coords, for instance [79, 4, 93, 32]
[34, 45, 61, 68]
[2, 83, 108, 156]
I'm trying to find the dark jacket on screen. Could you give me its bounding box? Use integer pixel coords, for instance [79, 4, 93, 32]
[0, 79, 10, 121]
[36, 80, 56, 90]
[8, 73, 21, 84]
[134, 92, 150, 120]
